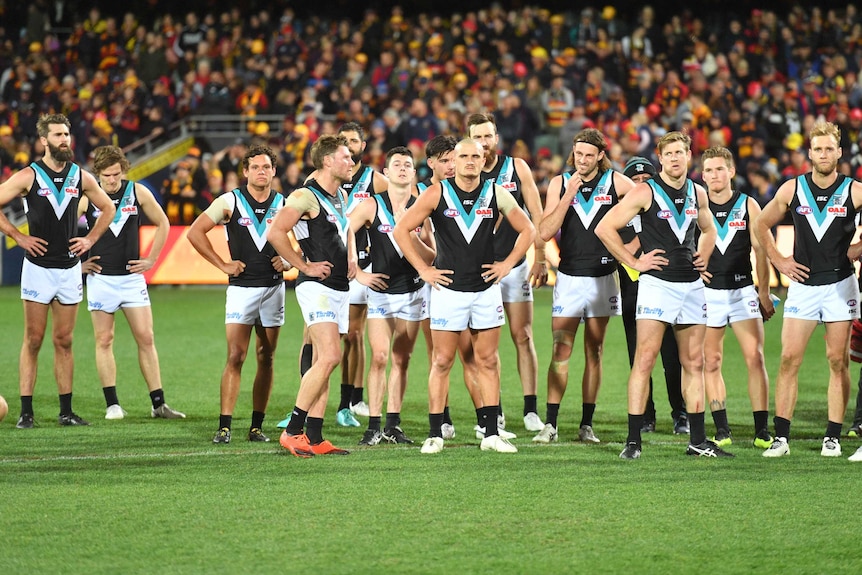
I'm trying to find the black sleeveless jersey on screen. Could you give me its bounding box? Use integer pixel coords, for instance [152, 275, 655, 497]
[368, 192, 422, 294]
[557, 170, 618, 277]
[294, 179, 350, 291]
[706, 190, 754, 289]
[640, 175, 700, 282]
[224, 186, 285, 287]
[25, 160, 83, 269]
[85, 180, 140, 275]
[431, 178, 498, 292]
[481, 155, 526, 263]
[789, 173, 855, 285]
[343, 165, 377, 269]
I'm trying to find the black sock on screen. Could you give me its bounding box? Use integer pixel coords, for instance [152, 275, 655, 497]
[300, 343, 313, 376]
[546, 403, 560, 428]
[774, 416, 791, 440]
[442, 405, 452, 425]
[753, 410, 768, 433]
[21, 395, 33, 416]
[475, 408, 483, 426]
[285, 406, 307, 435]
[306, 417, 324, 444]
[338, 384, 352, 410]
[385, 412, 400, 429]
[59, 393, 72, 416]
[523, 395, 537, 416]
[368, 416, 381, 431]
[711, 408, 729, 432]
[103, 386, 119, 407]
[429, 413, 444, 438]
[580, 403, 596, 427]
[251, 410, 265, 429]
[351, 387, 364, 406]
[627, 413, 644, 445]
[219, 414, 232, 430]
[826, 420, 843, 438]
[149, 388, 165, 409]
[481, 406, 499, 436]
[498, 401, 504, 417]
[689, 411, 706, 445]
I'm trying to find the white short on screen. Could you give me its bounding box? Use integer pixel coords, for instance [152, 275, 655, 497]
[704, 285, 761, 327]
[552, 271, 621, 319]
[225, 284, 285, 327]
[636, 274, 707, 325]
[784, 275, 859, 322]
[499, 259, 533, 303]
[86, 273, 150, 313]
[367, 288, 428, 321]
[429, 285, 505, 331]
[20, 259, 82, 305]
[348, 265, 370, 305]
[296, 281, 350, 334]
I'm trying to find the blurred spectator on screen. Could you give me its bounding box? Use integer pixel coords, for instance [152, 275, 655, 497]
[162, 160, 209, 225]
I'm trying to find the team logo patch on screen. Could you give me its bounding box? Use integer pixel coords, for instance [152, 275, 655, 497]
[377, 224, 394, 233]
[657, 210, 673, 220]
[238, 217, 253, 226]
[849, 299, 858, 307]
[37, 188, 52, 196]
[796, 206, 813, 215]
[444, 208, 460, 218]
[326, 214, 338, 223]
[496, 305, 504, 313]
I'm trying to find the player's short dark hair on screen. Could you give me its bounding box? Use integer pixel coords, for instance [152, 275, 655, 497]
[338, 121, 365, 141]
[310, 134, 349, 170]
[92, 146, 131, 175]
[425, 135, 457, 159]
[242, 143, 278, 171]
[36, 114, 71, 138]
[385, 146, 413, 168]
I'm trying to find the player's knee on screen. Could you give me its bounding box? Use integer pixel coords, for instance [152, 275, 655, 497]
[52, 332, 74, 351]
[370, 349, 389, 369]
[226, 346, 248, 368]
[704, 351, 723, 373]
[549, 358, 569, 374]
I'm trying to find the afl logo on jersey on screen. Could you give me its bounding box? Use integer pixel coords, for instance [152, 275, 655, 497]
[796, 206, 813, 215]
[444, 208, 460, 218]
[657, 210, 673, 219]
[377, 224, 394, 233]
[37, 188, 52, 196]
[238, 217, 253, 226]
[326, 214, 338, 223]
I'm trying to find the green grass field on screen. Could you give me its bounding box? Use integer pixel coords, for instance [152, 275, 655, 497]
[1, 285, 860, 574]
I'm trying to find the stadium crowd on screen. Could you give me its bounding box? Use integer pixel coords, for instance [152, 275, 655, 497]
[1, 2, 862, 216]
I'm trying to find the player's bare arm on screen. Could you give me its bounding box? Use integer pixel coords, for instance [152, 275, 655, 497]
[515, 157, 547, 287]
[753, 179, 810, 281]
[482, 185, 536, 284]
[393, 182, 452, 289]
[596, 182, 667, 272]
[72, 170, 115, 257]
[0, 168, 47, 257]
[693, 184, 716, 275]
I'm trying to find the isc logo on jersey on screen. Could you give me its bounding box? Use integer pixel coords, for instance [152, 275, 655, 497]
[238, 217, 253, 226]
[444, 208, 460, 218]
[377, 224, 394, 233]
[796, 206, 813, 215]
[475, 208, 493, 218]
